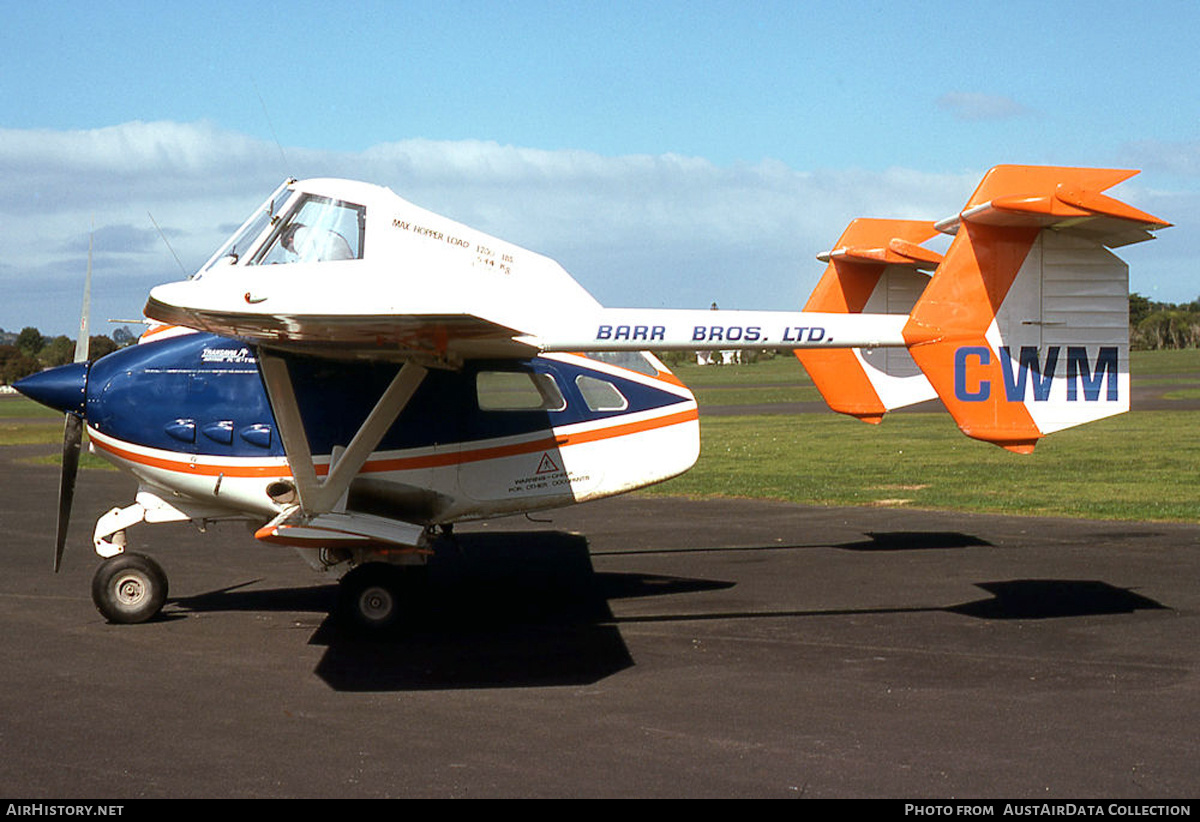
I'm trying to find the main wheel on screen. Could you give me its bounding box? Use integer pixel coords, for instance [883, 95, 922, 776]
[91, 553, 168, 624]
[337, 563, 425, 634]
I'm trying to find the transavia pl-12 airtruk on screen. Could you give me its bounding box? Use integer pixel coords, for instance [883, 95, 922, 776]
[14, 165, 1170, 631]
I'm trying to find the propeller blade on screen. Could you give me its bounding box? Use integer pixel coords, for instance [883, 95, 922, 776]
[75, 223, 92, 363]
[53, 220, 94, 572]
[55, 414, 84, 573]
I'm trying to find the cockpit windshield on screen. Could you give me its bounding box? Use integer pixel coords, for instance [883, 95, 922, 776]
[196, 179, 296, 276]
[251, 194, 366, 265]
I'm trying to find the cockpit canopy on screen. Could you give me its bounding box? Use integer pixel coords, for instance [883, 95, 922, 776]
[196, 180, 366, 276]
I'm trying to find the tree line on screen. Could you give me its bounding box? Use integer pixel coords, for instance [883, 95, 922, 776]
[0, 326, 137, 385]
[1129, 293, 1200, 350]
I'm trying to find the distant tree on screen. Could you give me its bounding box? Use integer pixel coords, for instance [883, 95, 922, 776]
[16, 327, 44, 358]
[1129, 293, 1153, 327]
[1134, 310, 1200, 350]
[112, 326, 137, 347]
[0, 344, 41, 384]
[0, 344, 15, 382]
[87, 335, 119, 361]
[39, 335, 76, 367]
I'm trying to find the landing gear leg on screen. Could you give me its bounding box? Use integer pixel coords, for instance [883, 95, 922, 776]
[91, 553, 168, 624]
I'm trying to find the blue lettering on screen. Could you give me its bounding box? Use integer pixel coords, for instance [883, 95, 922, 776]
[1068, 347, 1119, 401]
[614, 325, 630, 341]
[692, 326, 706, 342]
[597, 325, 612, 340]
[954, 346, 991, 401]
[808, 327, 825, 343]
[651, 325, 665, 341]
[1000, 346, 1059, 402]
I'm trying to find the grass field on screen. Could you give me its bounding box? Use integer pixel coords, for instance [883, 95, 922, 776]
[653, 350, 1200, 521]
[2, 348, 1197, 520]
[642, 410, 1199, 521]
[0, 398, 112, 470]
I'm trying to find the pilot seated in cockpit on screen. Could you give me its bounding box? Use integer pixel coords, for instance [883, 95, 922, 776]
[280, 222, 354, 262]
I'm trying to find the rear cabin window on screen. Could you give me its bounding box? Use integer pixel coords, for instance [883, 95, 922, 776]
[476, 371, 566, 411]
[575, 375, 628, 412]
[582, 351, 660, 376]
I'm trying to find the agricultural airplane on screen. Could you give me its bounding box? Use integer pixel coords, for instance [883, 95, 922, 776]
[15, 165, 1169, 631]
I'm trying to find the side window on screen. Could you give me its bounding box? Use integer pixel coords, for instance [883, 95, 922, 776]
[575, 375, 628, 412]
[476, 371, 566, 411]
[582, 351, 660, 376]
[252, 194, 366, 265]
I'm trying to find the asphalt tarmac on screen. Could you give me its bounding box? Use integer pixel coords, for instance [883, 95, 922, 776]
[1, 449, 1197, 799]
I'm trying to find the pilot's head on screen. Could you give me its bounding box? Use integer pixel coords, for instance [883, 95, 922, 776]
[280, 223, 306, 252]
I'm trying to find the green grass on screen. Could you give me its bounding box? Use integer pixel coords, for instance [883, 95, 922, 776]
[0, 414, 115, 470]
[648, 349, 1200, 521]
[643, 410, 1199, 521]
[0, 419, 61, 445]
[1129, 348, 1200, 375]
[0, 396, 59, 419]
[691, 385, 823, 406]
[19, 452, 115, 471]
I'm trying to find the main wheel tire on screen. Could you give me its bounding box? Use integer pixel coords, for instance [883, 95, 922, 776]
[91, 553, 168, 624]
[337, 563, 425, 634]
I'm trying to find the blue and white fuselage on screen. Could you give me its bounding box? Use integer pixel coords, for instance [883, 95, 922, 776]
[44, 327, 697, 562]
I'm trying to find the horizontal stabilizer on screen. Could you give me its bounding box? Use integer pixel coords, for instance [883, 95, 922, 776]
[934, 165, 1171, 247]
[796, 219, 941, 423]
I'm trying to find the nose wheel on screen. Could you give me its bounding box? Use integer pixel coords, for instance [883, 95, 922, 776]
[91, 553, 168, 624]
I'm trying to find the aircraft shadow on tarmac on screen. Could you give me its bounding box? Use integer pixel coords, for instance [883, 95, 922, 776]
[167, 530, 1169, 692]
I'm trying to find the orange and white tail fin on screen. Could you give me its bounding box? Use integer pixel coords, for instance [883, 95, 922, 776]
[901, 165, 1170, 453]
[795, 219, 943, 423]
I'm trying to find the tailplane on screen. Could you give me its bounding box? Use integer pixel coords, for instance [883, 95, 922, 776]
[796, 219, 942, 423]
[799, 165, 1170, 452]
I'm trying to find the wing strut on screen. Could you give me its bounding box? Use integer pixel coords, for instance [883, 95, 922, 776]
[259, 353, 428, 516]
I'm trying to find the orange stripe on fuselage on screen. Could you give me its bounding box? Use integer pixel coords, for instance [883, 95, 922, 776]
[89, 406, 699, 479]
[356, 407, 699, 473]
[90, 435, 287, 477]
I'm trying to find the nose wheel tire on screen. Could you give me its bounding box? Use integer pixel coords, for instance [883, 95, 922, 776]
[92, 553, 168, 624]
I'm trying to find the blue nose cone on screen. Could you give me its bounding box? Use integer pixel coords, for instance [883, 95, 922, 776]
[13, 361, 90, 416]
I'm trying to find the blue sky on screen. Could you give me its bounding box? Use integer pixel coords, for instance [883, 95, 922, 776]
[2, 0, 1196, 336]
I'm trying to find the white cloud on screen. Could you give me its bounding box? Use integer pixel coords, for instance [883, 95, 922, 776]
[16, 120, 1185, 337]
